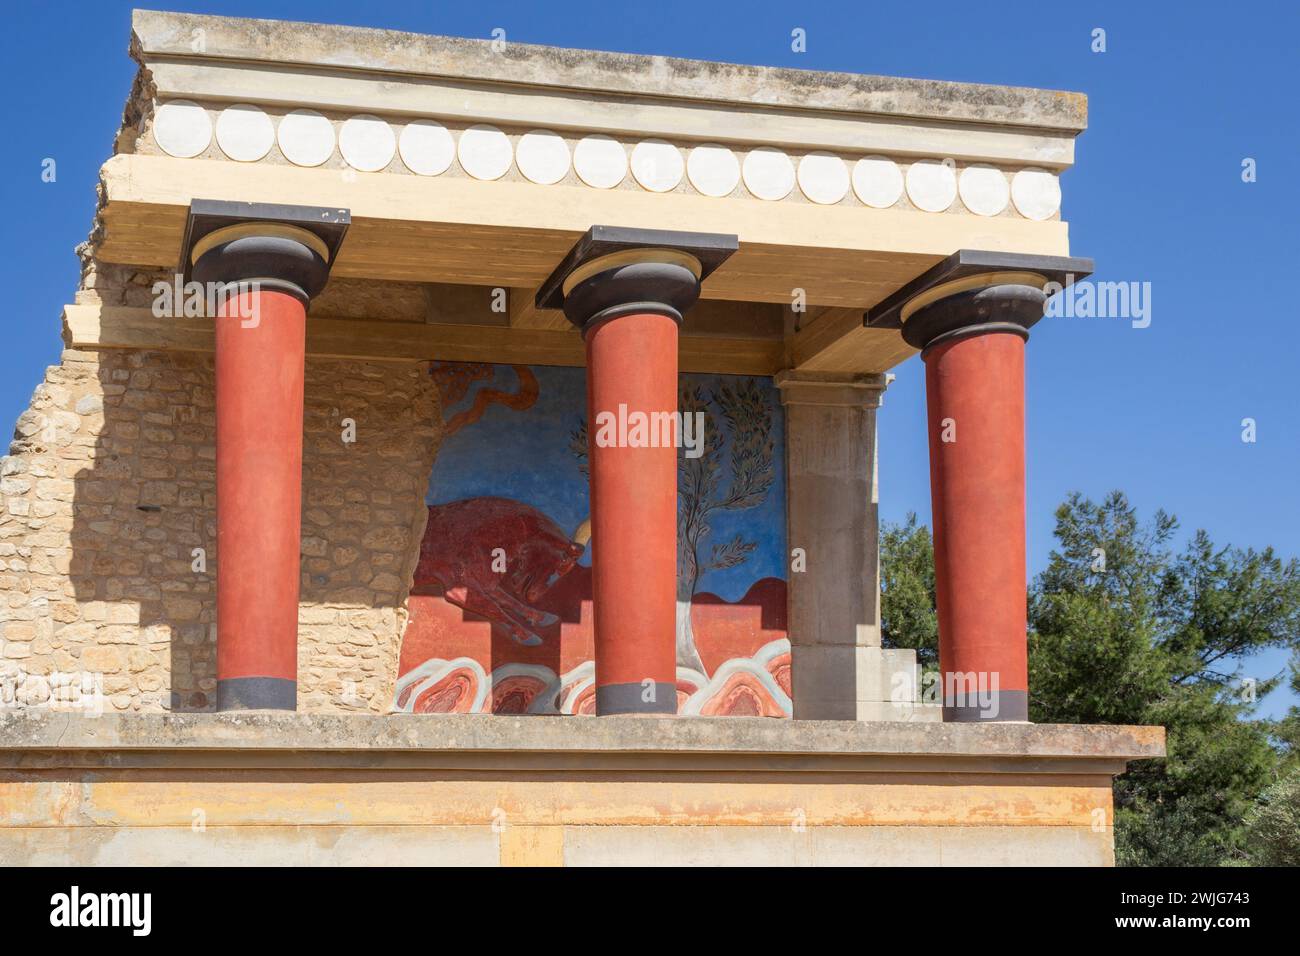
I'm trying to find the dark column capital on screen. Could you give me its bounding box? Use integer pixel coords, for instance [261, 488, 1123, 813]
[180, 199, 350, 305]
[864, 249, 1093, 352]
[536, 225, 737, 331]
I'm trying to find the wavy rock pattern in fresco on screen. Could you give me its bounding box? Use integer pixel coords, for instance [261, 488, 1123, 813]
[393, 639, 792, 716]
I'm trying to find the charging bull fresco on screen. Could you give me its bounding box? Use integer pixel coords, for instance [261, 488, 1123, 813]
[394, 362, 790, 716]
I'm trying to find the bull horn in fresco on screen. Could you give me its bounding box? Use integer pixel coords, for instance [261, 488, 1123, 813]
[572, 518, 591, 547]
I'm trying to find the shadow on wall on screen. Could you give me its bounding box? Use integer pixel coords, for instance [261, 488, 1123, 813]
[55, 347, 439, 713]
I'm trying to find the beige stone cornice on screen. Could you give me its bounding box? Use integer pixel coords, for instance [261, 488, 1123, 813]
[132, 9, 1087, 134]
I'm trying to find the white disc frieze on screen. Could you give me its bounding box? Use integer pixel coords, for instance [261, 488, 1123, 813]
[906, 159, 958, 212]
[851, 156, 904, 208]
[399, 120, 455, 176]
[573, 135, 628, 189]
[797, 151, 849, 205]
[1011, 168, 1062, 221]
[516, 130, 571, 185]
[742, 148, 795, 201]
[457, 124, 513, 181]
[339, 114, 396, 172]
[214, 104, 273, 162]
[958, 164, 1011, 217]
[687, 144, 740, 198]
[631, 140, 685, 193]
[277, 109, 335, 167]
[153, 100, 211, 158]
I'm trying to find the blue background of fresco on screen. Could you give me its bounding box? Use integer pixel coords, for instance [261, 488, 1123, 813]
[430, 365, 786, 602]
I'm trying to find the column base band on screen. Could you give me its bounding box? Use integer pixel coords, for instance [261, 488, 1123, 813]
[595, 682, 677, 716]
[216, 677, 297, 711]
[942, 689, 1028, 722]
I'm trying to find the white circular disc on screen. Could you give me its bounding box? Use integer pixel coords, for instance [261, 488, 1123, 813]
[630, 140, 684, 192]
[214, 104, 273, 162]
[573, 135, 627, 189]
[516, 130, 571, 185]
[742, 148, 795, 201]
[906, 160, 958, 212]
[153, 100, 211, 158]
[797, 151, 850, 205]
[277, 109, 335, 167]
[339, 114, 396, 172]
[958, 164, 1011, 216]
[1011, 168, 1062, 221]
[687, 144, 740, 198]
[399, 120, 455, 176]
[852, 156, 904, 208]
[457, 124, 513, 181]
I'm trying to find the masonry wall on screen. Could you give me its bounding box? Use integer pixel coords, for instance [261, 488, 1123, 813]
[0, 347, 440, 714]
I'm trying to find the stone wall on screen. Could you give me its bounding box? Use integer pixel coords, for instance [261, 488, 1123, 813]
[0, 346, 440, 714]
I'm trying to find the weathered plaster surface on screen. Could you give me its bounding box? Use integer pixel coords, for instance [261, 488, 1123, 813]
[132, 9, 1087, 131]
[0, 712, 1162, 866]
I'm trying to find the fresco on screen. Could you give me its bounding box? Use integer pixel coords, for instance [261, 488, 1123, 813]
[393, 362, 790, 716]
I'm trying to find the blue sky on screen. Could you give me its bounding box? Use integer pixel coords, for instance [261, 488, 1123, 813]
[4, 1, 1297, 715]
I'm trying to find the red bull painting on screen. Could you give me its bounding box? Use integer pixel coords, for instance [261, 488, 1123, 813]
[394, 362, 791, 716]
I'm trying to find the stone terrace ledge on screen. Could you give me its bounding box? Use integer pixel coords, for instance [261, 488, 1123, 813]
[1, 713, 1164, 866]
[0, 711, 1163, 767]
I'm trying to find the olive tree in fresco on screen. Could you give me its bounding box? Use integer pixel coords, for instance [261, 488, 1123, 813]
[569, 377, 775, 676]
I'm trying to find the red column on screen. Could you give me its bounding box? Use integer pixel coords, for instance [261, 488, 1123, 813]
[214, 288, 307, 711]
[585, 313, 679, 715]
[924, 330, 1028, 721]
[538, 227, 738, 715]
[871, 257, 1085, 722]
